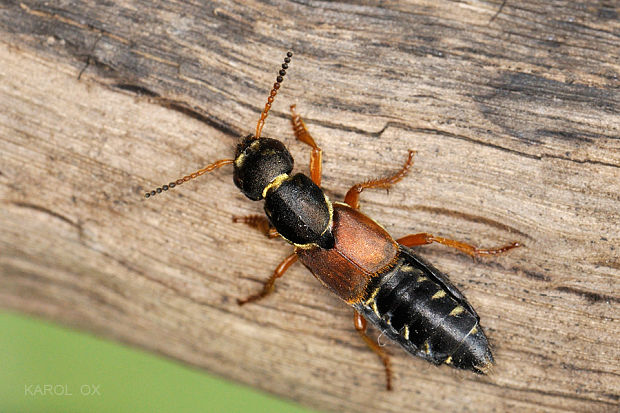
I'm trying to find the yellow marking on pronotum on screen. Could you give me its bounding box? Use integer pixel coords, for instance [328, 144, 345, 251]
[470, 325, 478, 335]
[431, 290, 446, 300]
[402, 325, 410, 340]
[320, 193, 334, 235]
[449, 306, 465, 316]
[417, 276, 428, 283]
[262, 173, 289, 198]
[444, 356, 452, 365]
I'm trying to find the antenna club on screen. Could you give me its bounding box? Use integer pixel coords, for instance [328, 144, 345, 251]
[143, 159, 233, 199]
[144, 181, 176, 198]
[255, 51, 294, 139]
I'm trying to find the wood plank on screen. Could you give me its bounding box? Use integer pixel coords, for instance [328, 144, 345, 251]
[1, 1, 618, 411]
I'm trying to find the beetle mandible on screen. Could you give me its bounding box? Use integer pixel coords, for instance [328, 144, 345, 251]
[145, 51, 521, 390]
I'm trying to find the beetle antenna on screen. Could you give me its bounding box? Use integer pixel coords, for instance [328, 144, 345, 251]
[144, 158, 234, 198]
[255, 51, 293, 139]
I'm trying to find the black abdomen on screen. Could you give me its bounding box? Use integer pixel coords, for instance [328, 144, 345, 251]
[354, 246, 494, 373]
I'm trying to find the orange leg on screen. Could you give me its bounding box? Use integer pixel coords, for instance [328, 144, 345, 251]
[344, 151, 416, 210]
[232, 215, 279, 238]
[397, 233, 521, 259]
[237, 253, 298, 305]
[354, 311, 393, 391]
[290, 104, 322, 186]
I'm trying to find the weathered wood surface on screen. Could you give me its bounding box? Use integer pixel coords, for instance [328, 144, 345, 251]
[1, 0, 618, 411]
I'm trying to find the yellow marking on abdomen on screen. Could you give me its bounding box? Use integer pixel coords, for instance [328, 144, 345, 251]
[424, 340, 431, 355]
[444, 356, 452, 365]
[432, 290, 446, 300]
[417, 276, 428, 283]
[371, 301, 380, 317]
[365, 287, 381, 305]
[449, 306, 465, 316]
[402, 325, 410, 340]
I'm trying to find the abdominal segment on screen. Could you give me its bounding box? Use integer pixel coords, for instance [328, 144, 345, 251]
[354, 246, 494, 374]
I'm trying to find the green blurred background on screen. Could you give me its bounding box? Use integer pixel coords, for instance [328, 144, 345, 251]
[0, 311, 315, 413]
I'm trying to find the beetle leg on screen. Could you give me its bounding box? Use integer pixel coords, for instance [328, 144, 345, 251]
[344, 150, 416, 210]
[397, 233, 521, 260]
[354, 311, 393, 391]
[232, 215, 279, 238]
[237, 253, 298, 305]
[290, 104, 322, 186]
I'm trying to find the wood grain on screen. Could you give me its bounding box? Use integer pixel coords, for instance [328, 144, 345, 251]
[1, 1, 618, 411]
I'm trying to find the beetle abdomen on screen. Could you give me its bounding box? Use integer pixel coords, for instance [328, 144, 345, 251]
[354, 246, 494, 374]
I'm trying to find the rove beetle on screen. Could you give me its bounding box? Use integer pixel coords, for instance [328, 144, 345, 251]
[145, 51, 521, 390]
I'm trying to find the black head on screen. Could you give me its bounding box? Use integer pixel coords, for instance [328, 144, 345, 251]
[143, 51, 293, 200]
[233, 135, 294, 200]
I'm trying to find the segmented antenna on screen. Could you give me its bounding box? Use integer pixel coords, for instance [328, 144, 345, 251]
[255, 51, 293, 139]
[144, 51, 293, 199]
[144, 158, 234, 198]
